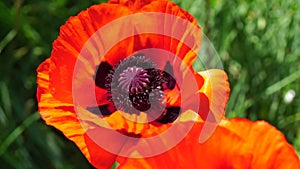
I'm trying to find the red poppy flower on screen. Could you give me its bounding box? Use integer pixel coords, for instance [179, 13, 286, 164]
[37, 0, 300, 169]
[117, 117, 300, 168]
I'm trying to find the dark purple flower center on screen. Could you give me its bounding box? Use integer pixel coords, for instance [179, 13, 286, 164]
[91, 54, 180, 123]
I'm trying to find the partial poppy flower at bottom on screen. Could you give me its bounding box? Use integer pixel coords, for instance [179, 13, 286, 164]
[117, 116, 300, 169]
[36, 0, 300, 169]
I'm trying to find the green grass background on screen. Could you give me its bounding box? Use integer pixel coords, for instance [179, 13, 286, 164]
[0, 0, 299, 168]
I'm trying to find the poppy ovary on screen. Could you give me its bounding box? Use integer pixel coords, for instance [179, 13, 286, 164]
[118, 66, 154, 112]
[118, 66, 150, 94]
[110, 55, 167, 113]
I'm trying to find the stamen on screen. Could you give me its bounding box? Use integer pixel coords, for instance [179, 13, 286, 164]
[156, 107, 181, 123]
[95, 62, 113, 89]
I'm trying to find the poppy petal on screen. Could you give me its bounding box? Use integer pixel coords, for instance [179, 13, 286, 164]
[221, 118, 300, 168]
[116, 116, 252, 169]
[37, 59, 117, 169]
[103, 0, 201, 68]
[179, 69, 229, 123]
[116, 118, 300, 169]
[84, 133, 118, 169]
[78, 108, 200, 159]
[198, 69, 230, 121]
[48, 3, 133, 103]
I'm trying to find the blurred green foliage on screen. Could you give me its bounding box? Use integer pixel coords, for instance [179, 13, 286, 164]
[0, 0, 299, 168]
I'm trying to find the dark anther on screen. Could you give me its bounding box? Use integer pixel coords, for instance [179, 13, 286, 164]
[117, 129, 142, 138]
[95, 62, 113, 89]
[163, 61, 176, 90]
[156, 106, 181, 123]
[164, 61, 174, 76]
[130, 92, 151, 111]
[86, 104, 114, 116]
